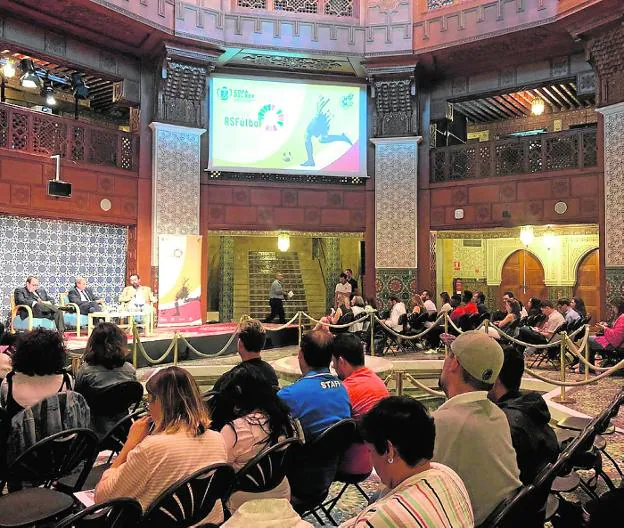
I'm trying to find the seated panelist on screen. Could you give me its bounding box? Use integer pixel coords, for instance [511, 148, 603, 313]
[119, 273, 156, 311]
[68, 277, 104, 315]
[14, 276, 66, 332]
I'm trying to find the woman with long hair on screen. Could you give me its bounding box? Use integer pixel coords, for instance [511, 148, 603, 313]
[527, 297, 542, 317]
[411, 294, 425, 314]
[213, 365, 295, 512]
[439, 291, 452, 313]
[571, 297, 587, 318]
[95, 367, 227, 522]
[494, 299, 522, 333]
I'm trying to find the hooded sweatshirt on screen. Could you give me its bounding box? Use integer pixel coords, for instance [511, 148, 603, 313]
[497, 390, 560, 485]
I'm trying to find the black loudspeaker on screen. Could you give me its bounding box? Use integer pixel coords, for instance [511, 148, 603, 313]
[47, 180, 72, 198]
[360, 240, 366, 275]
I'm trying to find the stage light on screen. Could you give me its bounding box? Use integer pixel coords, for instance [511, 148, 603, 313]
[2, 60, 15, 78]
[71, 72, 89, 99]
[277, 233, 290, 252]
[20, 59, 40, 88]
[531, 96, 545, 116]
[519, 225, 534, 247]
[43, 86, 56, 106]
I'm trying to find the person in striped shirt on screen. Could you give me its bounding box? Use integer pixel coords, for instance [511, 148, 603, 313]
[340, 397, 473, 528]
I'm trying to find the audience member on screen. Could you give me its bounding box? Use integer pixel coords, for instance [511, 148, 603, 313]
[332, 334, 389, 475]
[489, 346, 559, 485]
[349, 296, 366, 333]
[439, 291, 452, 313]
[222, 499, 312, 528]
[450, 290, 478, 323]
[421, 290, 437, 314]
[119, 273, 156, 311]
[411, 293, 425, 314]
[383, 295, 406, 332]
[557, 298, 581, 326]
[503, 291, 528, 318]
[74, 322, 137, 436]
[344, 269, 358, 296]
[585, 296, 624, 365]
[95, 367, 228, 523]
[68, 277, 104, 315]
[14, 276, 66, 332]
[518, 300, 565, 345]
[341, 397, 473, 528]
[214, 365, 295, 512]
[277, 330, 350, 440]
[571, 297, 587, 318]
[0, 329, 72, 418]
[335, 273, 352, 308]
[450, 294, 462, 309]
[494, 299, 521, 334]
[434, 331, 521, 524]
[527, 297, 542, 317]
[0, 323, 14, 379]
[474, 291, 488, 315]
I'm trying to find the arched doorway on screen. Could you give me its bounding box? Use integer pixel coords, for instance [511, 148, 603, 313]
[574, 249, 600, 320]
[499, 250, 547, 307]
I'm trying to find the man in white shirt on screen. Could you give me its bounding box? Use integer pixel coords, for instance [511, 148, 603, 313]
[334, 273, 352, 308]
[384, 295, 406, 332]
[518, 300, 565, 345]
[421, 290, 437, 314]
[434, 331, 522, 524]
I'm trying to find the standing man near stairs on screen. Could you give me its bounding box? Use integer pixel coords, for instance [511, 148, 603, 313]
[265, 272, 286, 324]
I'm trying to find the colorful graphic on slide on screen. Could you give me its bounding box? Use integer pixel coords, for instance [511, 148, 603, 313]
[158, 235, 203, 327]
[209, 75, 367, 176]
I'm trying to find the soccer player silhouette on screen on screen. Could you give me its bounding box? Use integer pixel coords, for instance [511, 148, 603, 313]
[301, 97, 352, 167]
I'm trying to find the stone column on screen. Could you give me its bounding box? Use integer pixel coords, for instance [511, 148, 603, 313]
[219, 236, 234, 322]
[371, 136, 421, 309]
[597, 103, 624, 312]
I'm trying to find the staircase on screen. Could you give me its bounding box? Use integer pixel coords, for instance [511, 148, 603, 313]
[248, 252, 309, 321]
[299, 257, 327, 319]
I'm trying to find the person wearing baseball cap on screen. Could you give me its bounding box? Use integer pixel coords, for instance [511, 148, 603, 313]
[433, 331, 522, 525]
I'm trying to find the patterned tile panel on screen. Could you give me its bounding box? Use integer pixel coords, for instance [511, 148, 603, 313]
[606, 267, 624, 319]
[0, 215, 127, 322]
[602, 105, 624, 267]
[151, 123, 203, 262]
[219, 236, 234, 322]
[373, 139, 419, 269]
[375, 268, 417, 311]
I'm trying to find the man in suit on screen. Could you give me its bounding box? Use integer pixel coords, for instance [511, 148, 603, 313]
[68, 277, 104, 315]
[119, 273, 156, 311]
[14, 276, 66, 332]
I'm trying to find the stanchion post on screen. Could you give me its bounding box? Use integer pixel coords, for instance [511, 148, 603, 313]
[394, 370, 404, 396]
[297, 312, 302, 347]
[173, 333, 179, 366]
[444, 313, 449, 356]
[584, 325, 590, 382]
[369, 312, 375, 357]
[132, 325, 138, 369]
[554, 332, 575, 404]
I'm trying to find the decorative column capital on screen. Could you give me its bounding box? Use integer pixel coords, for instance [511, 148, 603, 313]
[584, 24, 624, 107]
[149, 122, 206, 136]
[370, 136, 422, 146]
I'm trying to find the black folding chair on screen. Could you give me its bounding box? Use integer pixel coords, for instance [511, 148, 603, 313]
[233, 437, 301, 494]
[139, 463, 235, 527]
[381, 314, 407, 356]
[0, 429, 99, 528]
[290, 419, 357, 526]
[529, 323, 568, 369]
[53, 498, 142, 528]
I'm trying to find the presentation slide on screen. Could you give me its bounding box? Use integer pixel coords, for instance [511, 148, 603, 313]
[209, 75, 367, 177]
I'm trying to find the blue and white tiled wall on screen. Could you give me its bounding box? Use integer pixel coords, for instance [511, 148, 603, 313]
[0, 215, 127, 322]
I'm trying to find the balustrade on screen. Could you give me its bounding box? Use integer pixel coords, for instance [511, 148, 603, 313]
[430, 128, 597, 183]
[0, 103, 138, 172]
[235, 0, 355, 17]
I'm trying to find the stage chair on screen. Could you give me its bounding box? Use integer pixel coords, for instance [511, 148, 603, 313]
[52, 498, 142, 528]
[9, 294, 56, 333]
[59, 292, 88, 338]
[139, 463, 235, 527]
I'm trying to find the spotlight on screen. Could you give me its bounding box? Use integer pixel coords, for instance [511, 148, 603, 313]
[71, 72, 89, 99]
[43, 86, 56, 106]
[20, 58, 40, 88]
[2, 60, 15, 78]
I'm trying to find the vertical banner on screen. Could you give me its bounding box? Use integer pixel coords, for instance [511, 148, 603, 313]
[158, 234, 203, 327]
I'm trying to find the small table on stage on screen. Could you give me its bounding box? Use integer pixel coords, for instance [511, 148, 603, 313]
[87, 309, 154, 337]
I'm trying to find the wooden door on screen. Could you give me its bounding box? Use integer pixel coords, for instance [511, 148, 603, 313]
[499, 250, 547, 307]
[574, 249, 600, 321]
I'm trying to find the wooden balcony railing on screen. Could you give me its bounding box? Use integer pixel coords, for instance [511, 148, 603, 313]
[0, 103, 138, 171]
[430, 128, 597, 183]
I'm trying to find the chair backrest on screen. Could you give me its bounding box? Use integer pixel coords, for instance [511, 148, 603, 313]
[53, 498, 142, 528]
[140, 463, 235, 527]
[82, 380, 144, 417]
[548, 322, 568, 342]
[2, 428, 98, 491]
[458, 313, 473, 331]
[59, 292, 69, 306]
[233, 437, 302, 493]
[99, 408, 147, 455]
[305, 418, 357, 461]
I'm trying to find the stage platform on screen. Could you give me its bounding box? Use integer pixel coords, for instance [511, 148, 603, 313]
[66, 322, 299, 368]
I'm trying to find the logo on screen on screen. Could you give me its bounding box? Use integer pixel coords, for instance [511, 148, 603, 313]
[341, 94, 354, 109]
[218, 87, 231, 101]
[258, 104, 285, 131]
